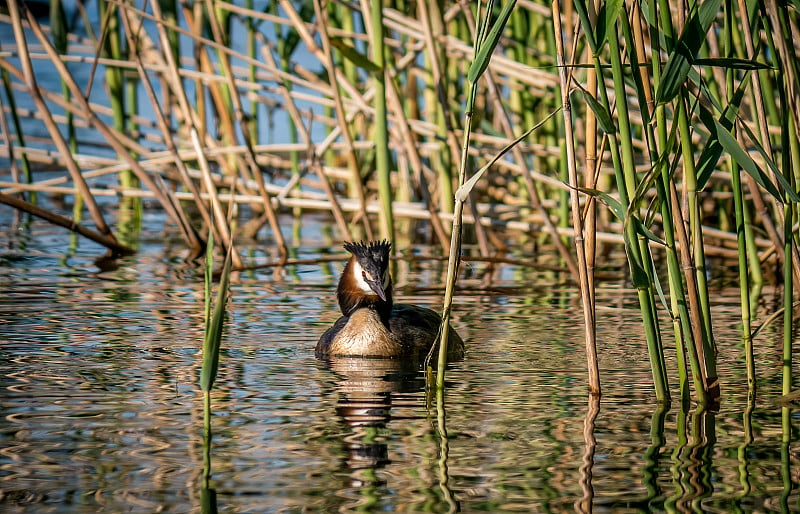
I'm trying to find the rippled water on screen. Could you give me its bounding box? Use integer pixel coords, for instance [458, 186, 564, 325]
[1, 211, 798, 512]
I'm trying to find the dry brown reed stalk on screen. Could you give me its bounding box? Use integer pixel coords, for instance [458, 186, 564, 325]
[7, 2, 114, 240]
[306, 0, 373, 240]
[0, 190, 133, 254]
[203, 1, 288, 259]
[582, 11, 598, 310]
[6, 2, 203, 252]
[552, 0, 598, 396]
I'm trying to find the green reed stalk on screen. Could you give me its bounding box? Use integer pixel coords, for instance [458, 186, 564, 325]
[635, 0, 694, 404]
[511, 9, 537, 205]
[677, 93, 719, 395]
[157, 0, 178, 128]
[51, 0, 80, 221]
[723, 0, 754, 391]
[654, 0, 724, 402]
[367, 0, 394, 242]
[121, 1, 142, 237]
[621, 9, 673, 404]
[436, 0, 516, 388]
[650, 9, 707, 405]
[206, 0, 237, 172]
[607, 17, 669, 403]
[677, 93, 720, 403]
[334, 3, 358, 87]
[434, 46, 480, 385]
[50, 0, 76, 155]
[733, 158, 755, 392]
[98, 1, 132, 188]
[764, 3, 800, 307]
[508, 10, 525, 121]
[200, 227, 232, 494]
[732, 0, 764, 304]
[779, 95, 795, 398]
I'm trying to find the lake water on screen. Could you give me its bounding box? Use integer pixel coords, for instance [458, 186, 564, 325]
[1, 206, 798, 512]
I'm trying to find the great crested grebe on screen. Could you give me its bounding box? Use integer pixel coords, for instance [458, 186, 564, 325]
[316, 240, 464, 359]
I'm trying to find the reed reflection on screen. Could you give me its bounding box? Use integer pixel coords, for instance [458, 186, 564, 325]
[667, 404, 717, 511]
[576, 395, 600, 513]
[642, 402, 668, 508]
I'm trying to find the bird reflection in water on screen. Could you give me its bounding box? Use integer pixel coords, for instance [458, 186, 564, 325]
[319, 356, 425, 488]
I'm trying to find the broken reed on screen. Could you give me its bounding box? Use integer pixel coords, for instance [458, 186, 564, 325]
[0, 1, 799, 404]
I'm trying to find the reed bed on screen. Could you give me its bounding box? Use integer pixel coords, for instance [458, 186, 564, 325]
[1, 0, 799, 404]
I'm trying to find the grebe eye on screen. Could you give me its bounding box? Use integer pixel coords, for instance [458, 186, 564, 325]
[362, 270, 372, 281]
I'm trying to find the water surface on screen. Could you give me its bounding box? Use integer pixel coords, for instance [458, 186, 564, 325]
[1, 212, 798, 512]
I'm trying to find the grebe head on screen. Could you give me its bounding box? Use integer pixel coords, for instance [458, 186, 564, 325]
[337, 240, 393, 316]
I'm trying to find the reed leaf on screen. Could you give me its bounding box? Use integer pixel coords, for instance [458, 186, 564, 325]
[735, 119, 800, 203]
[455, 116, 550, 202]
[597, 0, 625, 50]
[696, 84, 746, 189]
[713, 120, 787, 202]
[577, 88, 615, 135]
[201, 231, 233, 394]
[467, 0, 517, 83]
[329, 37, 381, 73]
[657, 0, 722, 104]
[693, 57, 773, 70]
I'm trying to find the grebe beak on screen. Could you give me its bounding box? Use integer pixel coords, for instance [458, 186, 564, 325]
[366, 279, 387, 301]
